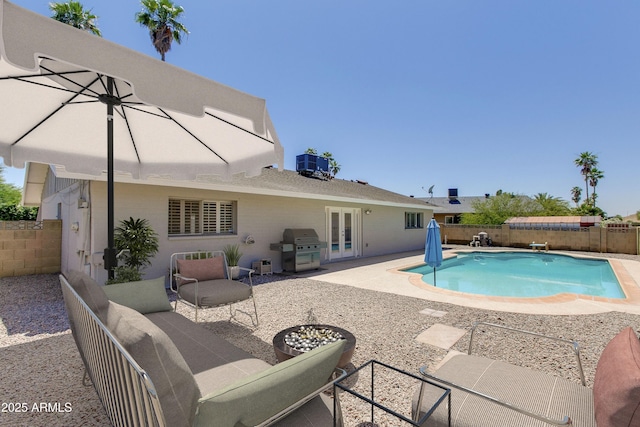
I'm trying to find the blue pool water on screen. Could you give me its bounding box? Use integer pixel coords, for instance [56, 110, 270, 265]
[404, 251, 624, 299]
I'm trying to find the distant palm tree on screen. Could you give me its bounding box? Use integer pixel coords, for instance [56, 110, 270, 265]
[49, 1, 101, 36]
[570, 186, 582, 207]
[329, 159, 341, 177]
[533, 193, 570, 216]
[589, 167, 604, 207]
[135, 0, 189, 61]
[574, 151, 597, 205]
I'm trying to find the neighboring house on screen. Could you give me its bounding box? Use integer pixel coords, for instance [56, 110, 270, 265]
[418, 188, 490, 224]
[24, 163, 437, 284]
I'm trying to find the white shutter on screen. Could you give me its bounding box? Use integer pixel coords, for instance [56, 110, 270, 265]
[203, 201, 217, 233]
[219, 202, 234, 232]
[168, 199, 181, 235]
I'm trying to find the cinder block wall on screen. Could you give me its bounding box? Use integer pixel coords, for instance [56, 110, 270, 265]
[0, 220, 62, 277]
[441, 223, 638, 255]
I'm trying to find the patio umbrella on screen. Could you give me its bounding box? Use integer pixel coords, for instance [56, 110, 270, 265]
[424, 218, 443, 286]
[0, 1, 283, 278]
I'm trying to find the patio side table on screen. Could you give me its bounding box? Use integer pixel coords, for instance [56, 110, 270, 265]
[333, 360, 450, 426]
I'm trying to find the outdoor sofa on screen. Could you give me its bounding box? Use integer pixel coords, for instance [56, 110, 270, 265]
[412, 322, 640, 427]
[60, 271, 345, 426]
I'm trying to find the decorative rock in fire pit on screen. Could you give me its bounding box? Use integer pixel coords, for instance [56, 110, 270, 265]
[273, 324, 357, 368]
[284, 325, 344, 353]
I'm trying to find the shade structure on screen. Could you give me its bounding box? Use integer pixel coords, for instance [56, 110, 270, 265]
[424, 218, 443, 286]
[0, 1, 283, 277]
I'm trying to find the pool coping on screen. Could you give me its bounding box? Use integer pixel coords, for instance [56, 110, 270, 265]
[396, 249, 640, 311]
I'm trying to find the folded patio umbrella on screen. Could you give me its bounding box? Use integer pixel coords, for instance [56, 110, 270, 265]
[0, 1, 284, 278]
[424, 218, 443, 286]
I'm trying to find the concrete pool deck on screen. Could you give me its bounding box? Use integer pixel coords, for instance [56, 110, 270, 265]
[303, 247, 640, 315]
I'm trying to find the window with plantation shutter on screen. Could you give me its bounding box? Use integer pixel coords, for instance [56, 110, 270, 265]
[168, 198, 236, 236]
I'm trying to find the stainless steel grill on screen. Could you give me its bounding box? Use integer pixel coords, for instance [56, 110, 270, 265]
[270, 228, 327, 272]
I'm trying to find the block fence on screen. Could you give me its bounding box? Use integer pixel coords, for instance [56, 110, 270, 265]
[441, 223, 639, 255]
[0, 220, 62, 277]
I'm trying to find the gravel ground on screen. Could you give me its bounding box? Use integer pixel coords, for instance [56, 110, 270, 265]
[1, 250, 640, 426]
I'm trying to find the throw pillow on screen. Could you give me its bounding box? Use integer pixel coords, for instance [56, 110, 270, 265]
[103, 276, 171, 314]
[176, 257, 225, 285]
[65, 270, 110, 321]
[593, 327, 640, 427]
[195, 340, 345, 427]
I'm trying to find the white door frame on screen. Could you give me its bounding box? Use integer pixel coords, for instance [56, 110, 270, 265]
[326, 207, 361, 260]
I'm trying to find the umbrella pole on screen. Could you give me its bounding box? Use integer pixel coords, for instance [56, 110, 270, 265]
[434, 267, 436, 287]
[103, 77, 117, 280]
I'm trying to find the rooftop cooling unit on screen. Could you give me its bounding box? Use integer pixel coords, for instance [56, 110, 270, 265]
[448, 188, 461, 204]
[296, 154, 329, 178]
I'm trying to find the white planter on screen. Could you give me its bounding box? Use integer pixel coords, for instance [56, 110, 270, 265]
[228, 266, 240, 279]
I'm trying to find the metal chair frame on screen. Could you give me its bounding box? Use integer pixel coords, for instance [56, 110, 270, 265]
[170, 250, 258, 325]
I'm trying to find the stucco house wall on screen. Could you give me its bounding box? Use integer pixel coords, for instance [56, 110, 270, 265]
[77, 181, 431, 284]
[39, 181, 90, 275]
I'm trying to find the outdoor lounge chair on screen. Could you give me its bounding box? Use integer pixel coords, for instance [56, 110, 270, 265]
[412, 322, 640, 427]
[170, 251, 258, 325]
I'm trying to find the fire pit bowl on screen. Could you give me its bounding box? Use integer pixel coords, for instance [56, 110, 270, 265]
[273, 324, 356, 368]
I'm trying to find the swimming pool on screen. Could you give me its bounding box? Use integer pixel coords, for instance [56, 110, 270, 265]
[404, 251, 625, 299]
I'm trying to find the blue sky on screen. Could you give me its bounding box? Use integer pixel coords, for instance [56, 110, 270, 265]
[6, 1, 639, 216]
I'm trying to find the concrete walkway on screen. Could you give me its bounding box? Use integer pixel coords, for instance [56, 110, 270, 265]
[301, 248, 640, 316]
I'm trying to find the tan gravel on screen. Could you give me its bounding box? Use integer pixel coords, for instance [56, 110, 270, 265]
[1, 259, 639, 426]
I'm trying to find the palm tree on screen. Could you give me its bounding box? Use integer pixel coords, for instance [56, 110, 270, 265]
[570, 186, 582, 207]
[135, 0, 189, 61]
[329, 159, 341, 177]
[49, 1, 101, 36]
[533, 193, 570, 216]
[574, 151, 597, 205]
[588, 167, 604, 207]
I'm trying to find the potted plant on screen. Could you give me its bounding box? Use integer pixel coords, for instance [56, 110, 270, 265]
[108, 217, 159, 284]
[222, 243, 242, 279]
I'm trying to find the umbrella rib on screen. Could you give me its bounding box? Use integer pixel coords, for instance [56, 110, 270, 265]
[205, 111, 275, 145]
[0, 68, 88, 81]
[12, 74, 103, 146]
[122, 104, 172, 119]
[2, 76, 101, 100]
[39, 64, 103, 98]
[112, 84, 142, 165]
[159, 108, 229, 165]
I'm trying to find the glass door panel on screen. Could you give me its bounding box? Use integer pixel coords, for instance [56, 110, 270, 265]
[331, 212, 340, 253]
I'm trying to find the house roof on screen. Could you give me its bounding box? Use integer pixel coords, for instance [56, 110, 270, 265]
[26, 163, 439, 210]
[192, 168, 437, 209]
[416, 196, 488, 214]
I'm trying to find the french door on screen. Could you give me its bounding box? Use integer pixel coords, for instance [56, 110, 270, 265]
[327, 207, 360, 260]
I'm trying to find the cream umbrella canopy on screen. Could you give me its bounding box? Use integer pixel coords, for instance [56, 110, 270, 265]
[0, 0, 283, 278]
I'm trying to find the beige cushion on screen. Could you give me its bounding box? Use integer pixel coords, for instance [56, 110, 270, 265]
[413, 353, 595, 427]
[106, 302, 201, 427]
[177, 257, 225, 285]
[195, 340, 345, 427]
[65, 270, 110, 321]
[145, 311, 271, 394]
[178, 279, 252, 307]
[593, 327, 640, 427]
[103, 276, 171, 314]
